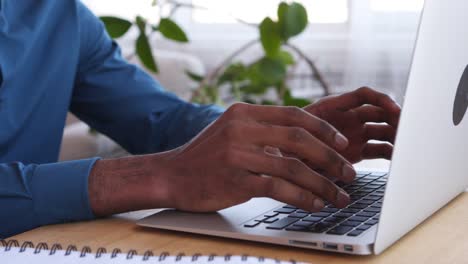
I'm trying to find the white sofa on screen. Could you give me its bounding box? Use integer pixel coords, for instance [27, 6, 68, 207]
[59, 50, 205, 161]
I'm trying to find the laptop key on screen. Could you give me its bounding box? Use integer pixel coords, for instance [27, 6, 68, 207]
[266, 217, 298, 230]
[263, 217, 279, 224]
[274, 208, 296, 214]
[349, 216, 369, 222]
[341, 208, 360, 214]
[364, 207, 381, 213]
[309, 212, 331, 218]
[366, 219, 379, 225]
[303, 216, 324, 222]
[357, 212, 376, 218]
[340, 220, 361, 227]
[349, 203, 368, 209]
[283, 205, 297, 209]
[264, 212, 279, 218]
[323, 216, 343, 224]
[327, 226, 353, 235]
[358, 199, 376, 205]
[255, 216, 270, 222]
[347, 230, 364, 237]
[334, 212, 354, 219]
[289, 212, 308, 218]
[308, 222, 334, 233]
[294, 221, 314, 227]
[357, 224, 373, 231]
[322, 207, 339, 213]
[244, 220, 260, 228]
[285, 225, 308, 232]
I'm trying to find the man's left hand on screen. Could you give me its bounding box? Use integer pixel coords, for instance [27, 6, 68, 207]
[304, 87, 401, 164]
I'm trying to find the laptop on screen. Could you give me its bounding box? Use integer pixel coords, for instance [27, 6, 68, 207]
[138, 0, 468, 255]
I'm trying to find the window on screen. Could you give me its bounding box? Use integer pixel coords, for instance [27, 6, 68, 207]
[370, 0, 424, 12]
[192, 0, 348, 24]
[81, 0, 160, 23]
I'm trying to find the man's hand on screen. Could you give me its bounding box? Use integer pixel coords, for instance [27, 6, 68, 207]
[88, 87, 400, 217]
[89, 103, 354, 216]
[305, 87, 401, 164]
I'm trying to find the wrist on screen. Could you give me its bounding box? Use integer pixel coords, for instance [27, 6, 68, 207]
[88, 153, 174, 217]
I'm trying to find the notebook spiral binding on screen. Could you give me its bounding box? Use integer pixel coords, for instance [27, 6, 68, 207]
[0, 239, 296, 263]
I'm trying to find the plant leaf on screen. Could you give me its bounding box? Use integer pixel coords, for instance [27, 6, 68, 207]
[275, 50, 295, 65]
[255, 57, 287, 84]
[261, 99, 276, 105]
[218, 63, 248, 85]
[283, 89, 310, 107]
[158, 18, 189, 43]
[239, 83, 269, 95]
[136, 16, 146, 32]
[278, 2, 308, 40]
[100, 16, 132, 39]
[136, 33, 158, 73]
[186, 70, 204, 82]
[259, 17, 282, 57]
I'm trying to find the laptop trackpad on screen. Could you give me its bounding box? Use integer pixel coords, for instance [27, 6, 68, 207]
[138, 198, 282, 232]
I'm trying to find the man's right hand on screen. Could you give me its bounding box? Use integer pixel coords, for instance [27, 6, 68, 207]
[89, 103, 354, 216]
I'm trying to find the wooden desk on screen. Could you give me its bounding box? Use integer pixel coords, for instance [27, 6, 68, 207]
[9, 192, 468, 263]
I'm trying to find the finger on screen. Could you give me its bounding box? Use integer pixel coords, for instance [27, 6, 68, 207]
[247, 175, 326, 212]
[362, 143, 393, 160]
[239, 122, 356, 182]
[234, 149, 350, 208]
[364, 124, 397, 144]
[224, 103, 349, 150]
[317, 87, 401, 121]
[353, 105, 388, 124]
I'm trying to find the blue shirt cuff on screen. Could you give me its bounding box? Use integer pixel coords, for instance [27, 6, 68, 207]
[31, 158, 100, 225]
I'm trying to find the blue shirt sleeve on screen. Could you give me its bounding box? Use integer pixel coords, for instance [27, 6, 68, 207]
[71, 2, 224, 154]
[0, 2, 223, 238]
[0, 158, 98, 238]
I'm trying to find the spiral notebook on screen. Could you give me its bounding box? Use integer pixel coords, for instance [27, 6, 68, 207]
[0, 240, 305, 264]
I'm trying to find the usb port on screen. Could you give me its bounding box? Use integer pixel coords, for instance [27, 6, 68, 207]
[344, 245, 354, 252]
[323, 243, 338, 250]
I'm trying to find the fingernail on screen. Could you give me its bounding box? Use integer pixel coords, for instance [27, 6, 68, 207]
[314, 199, 325, 210]
[335, 133, 349, 149]
[336, 189, 350, 207]
[342, 164, 356, 182]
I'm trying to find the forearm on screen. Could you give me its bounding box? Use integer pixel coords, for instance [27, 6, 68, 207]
[88, 154, 174, 217]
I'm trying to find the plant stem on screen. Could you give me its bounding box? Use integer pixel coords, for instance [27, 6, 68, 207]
[191, 39, 259, 102]
[286, 43, 331, 96]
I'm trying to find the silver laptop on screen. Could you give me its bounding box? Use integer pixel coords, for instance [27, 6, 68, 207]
[138, 0, 468, 255]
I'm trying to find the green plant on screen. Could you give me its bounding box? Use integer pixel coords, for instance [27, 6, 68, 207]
[100, 0, 190, 73]
[100, 1, 330, 107]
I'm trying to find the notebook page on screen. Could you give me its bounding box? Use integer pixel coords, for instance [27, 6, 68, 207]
[0, 247, 305, 264]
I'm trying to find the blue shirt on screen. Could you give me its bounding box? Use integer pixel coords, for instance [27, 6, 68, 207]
[0, 0, 223, 238]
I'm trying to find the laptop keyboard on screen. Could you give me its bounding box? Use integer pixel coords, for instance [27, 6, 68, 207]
[243, 172, 387, 237]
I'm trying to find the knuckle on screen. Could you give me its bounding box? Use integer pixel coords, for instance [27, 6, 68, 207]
[285, 106, 303, 119]
[226, 103, 248, 118]
[357, 86, 372, 93]
[317, 119, 335, 138]
[325, 149, 341, 167]
[381, 93, 393, 103]
[285, 158, 303, 177]
[288, 127, 308, 143]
